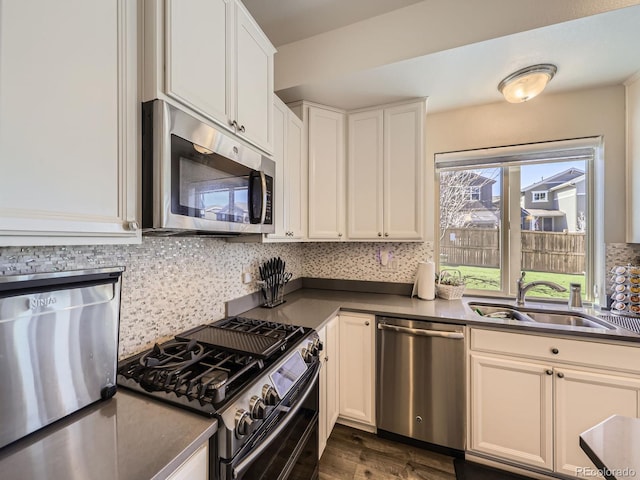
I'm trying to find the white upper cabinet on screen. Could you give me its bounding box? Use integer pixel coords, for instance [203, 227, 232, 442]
[383, 101, 425, 240]
[298, 103, 346, 240]
[144, 0, 275, 154]
[267, 97, 306, 241]
[234, 2, 275, 152]
[165, 0, 231, 125]
[347, 99, 425, 241]
[347, 110, 384, 239]
[0, 0, 139, 246]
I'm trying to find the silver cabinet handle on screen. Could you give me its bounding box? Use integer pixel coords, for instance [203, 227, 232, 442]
[384, 233, 389, 237]
[124, 221, 139, 231]
[551, 348, 559, 355]
[546, 369, 553, 375]
[377, 323, 464, 339]
[365, 321, 370, 326]
[338, 233, 343, 237]
[378, 232, 382, 237]
[239, 124, 246, 133]
[557, 372, 565, 378]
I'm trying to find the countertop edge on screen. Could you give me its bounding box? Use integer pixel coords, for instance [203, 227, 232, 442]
[239, 289, 640, 344]
[151, 420, 218, 480]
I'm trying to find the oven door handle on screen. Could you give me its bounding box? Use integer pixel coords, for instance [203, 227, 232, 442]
[232, 361, 319, 479]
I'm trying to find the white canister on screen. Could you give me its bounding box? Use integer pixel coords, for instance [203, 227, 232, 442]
[412, 261, 436, 300]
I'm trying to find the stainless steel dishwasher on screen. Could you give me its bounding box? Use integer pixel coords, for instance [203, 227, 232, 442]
[376, 317, 465, 451]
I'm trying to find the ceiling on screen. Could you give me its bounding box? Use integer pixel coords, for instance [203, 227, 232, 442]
[243, 1, 640, 113]
[241, 0, 423, 47]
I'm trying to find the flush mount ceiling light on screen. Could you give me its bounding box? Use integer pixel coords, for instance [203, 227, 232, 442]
[498, 64, 557, 103]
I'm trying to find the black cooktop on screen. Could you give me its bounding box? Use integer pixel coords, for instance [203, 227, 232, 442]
[116, 317, 311, 414]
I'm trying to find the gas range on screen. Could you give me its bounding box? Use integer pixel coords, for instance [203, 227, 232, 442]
[117, 316, 322, 466]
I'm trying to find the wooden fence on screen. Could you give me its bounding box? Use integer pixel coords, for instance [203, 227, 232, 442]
[440, 228, 585, 274]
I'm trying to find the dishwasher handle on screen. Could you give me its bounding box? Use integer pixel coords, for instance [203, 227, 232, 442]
[377, 322, 464, 339]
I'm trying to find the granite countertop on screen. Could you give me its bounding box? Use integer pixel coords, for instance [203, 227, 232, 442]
[240, 288, 640, 343]
[0, 390, 217, 480]
[580, 415, 640, 479]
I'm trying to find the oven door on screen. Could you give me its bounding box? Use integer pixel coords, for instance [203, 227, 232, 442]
[219, 362, 320, 480]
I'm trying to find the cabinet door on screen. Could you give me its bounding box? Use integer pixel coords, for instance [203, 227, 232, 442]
[347, 110, 384, 239]
[554, 367, 640, 477]
[325, 316, 340, 435]
[166, 0, 230, 127]
[234, 1, 274, 153]
[470, 354, 553, 471]
[339, 313, 375, 426]
[268, 99, 287, 239]
[167, 443, 209, 480]
[286, 112, 306, 239]
[0, 0, 139, 245]
[383, 101, 425, 240]
[317, 324, 328, 458]
[308, 107, 346, 239]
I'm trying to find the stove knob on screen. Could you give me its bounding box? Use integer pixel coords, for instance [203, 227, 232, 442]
[313, 338, 324, 352]
[249, 395, 267, 420]
[262, 384, 280, 406]
[235, 409, 255, 437]
[301, 347, 312, 363]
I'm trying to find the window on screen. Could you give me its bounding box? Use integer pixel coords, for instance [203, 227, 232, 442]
[468, 186, 481, 201]
[532, 190, 548, 202]
[436, 139, 598, 302]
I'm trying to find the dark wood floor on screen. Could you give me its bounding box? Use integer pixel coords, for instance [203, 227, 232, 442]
[319, 424, 456, 480]
[319, 424, 534, 480]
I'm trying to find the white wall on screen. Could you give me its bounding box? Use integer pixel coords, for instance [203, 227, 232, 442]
[425, 85, 626, 243]
[275, 0, 640, 92]
[626, 74, 640, 242]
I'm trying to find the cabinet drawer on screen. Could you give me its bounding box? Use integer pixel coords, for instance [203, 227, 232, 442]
[470, 328, 640, 374]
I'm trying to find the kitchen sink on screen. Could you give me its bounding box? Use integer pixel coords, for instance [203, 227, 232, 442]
[468, 304, 533, 322]
[468, 302, 615, 330]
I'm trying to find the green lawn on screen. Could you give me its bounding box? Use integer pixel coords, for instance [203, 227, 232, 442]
[441, 265, 585, 299]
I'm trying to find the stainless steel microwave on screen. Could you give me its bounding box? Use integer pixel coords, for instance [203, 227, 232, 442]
[142, 100, 275, 235]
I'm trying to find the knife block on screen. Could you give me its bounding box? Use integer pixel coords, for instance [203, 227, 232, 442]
[257, 280, 287, 308]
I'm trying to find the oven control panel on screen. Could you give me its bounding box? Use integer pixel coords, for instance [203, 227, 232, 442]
[218, 331, 320, 458]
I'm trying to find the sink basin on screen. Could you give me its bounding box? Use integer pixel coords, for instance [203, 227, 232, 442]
[520, 309, 614, 329]
[468, 302, 615, 330]
[468, 303, 533, 322]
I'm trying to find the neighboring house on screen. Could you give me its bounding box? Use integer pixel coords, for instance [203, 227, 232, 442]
[520, 168, 585, 232]
[458, 173, 499, 228]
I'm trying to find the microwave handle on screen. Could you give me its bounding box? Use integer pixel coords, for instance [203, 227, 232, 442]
[248, 170, 267, 224]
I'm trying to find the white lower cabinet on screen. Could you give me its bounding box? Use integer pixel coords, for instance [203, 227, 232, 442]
[338, 313, 375, 428]
[554, 367, 640, 476]
[167, 442, 208, 480]
[318, 315, 339, 458]
[470, 354, 553, 470]
[469, 328, 640, 478]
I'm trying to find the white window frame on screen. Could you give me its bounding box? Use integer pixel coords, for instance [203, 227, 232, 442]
[468, 186, 481, 201]
[434, 137, 603, 305]
[532, 190, 548, 202]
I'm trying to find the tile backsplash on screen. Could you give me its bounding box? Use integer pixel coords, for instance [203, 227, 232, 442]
[303, 241, 434, 283]
[0, 239, 304, 358]
[1, 238, 636, 357]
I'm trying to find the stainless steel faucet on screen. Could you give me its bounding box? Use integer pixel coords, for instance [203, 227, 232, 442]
[516, 271, 567, 306]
